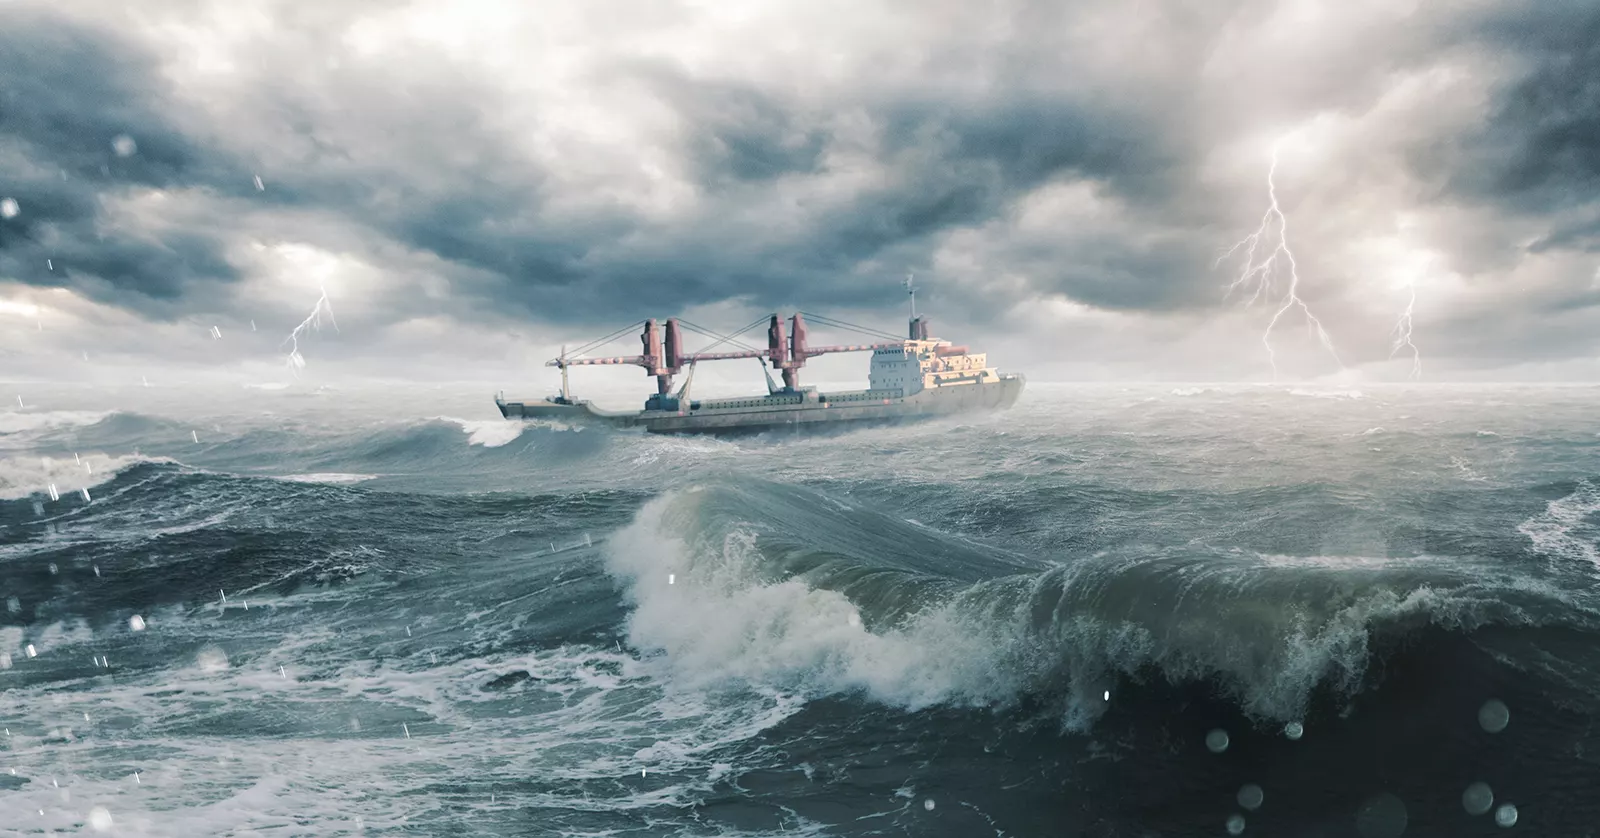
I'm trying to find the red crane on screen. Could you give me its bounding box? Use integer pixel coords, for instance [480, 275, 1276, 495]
[548, 314, 901, 395]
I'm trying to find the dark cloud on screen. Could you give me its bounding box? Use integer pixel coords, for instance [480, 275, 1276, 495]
[4, 0, 1600, 378]
[1436, 3, 1600, 213]
[0, 11, 250, 312]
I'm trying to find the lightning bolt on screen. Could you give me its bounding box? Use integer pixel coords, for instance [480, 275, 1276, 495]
[1218, 144, 1341, 379]
[1390, 281, 1420, 378]
[282, 286, 338, 376]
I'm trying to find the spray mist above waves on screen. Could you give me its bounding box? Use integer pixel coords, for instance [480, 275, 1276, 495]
[604, 480, 1585, 730]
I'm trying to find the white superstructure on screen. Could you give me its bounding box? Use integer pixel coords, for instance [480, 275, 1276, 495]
[868, 318, 1003, 396]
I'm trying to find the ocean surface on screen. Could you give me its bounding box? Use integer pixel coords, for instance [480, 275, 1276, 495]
[3, 381, 1600, 837]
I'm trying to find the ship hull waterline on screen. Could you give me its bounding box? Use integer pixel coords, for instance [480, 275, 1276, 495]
[497, 376, 1025, 435]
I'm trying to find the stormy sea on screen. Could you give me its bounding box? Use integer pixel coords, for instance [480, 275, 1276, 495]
[3, 381, 1599, 837]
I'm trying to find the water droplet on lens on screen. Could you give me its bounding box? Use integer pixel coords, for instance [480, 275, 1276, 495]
[1494, 803, 1518, 827]
[25, 644, 37, 658]
[128, 615, 146, 632]
[88, 805, 113, 831]
[1355, 793, 1408, 838]
[196, 646, 229, 671]
[1479, 699, 1510, 733]
[111, 135, 137, 157]
[1226, 813, 1246, 835]
[1462, 782, 1494, 816]
[0, 198, 19, 219]
[1284, 721, 1304, 740]
[1205, 729, 1230, 753]
[1237, 784, 1264, 811]
[923, 798, 935, 811]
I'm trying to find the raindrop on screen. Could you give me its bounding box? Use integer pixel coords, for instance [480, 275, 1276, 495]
[48, 563, 57, 575]
[192, 430, 200, 443]
[253, 174, 265, 191]
[1463, 782, 1494, 816]
[5, 596, 17, 614]
[1205, 729, 1230, 753]
[279, 665, 286, 678]
[129, 615, 146, 632]
[403, 723, 411, 739]
[0, 197, 18, 219]
[1238, 784, 1264, 811]
[923, 799, 936, 811]
[0, 653, 10, 669]
[405, 626, 412, 637]
[1355, 793, 1409, 838]
[1103, 690, 1111, 701]
[93, 565, 100, 577]
[25, 644, 37, 658]
[1284, 721, 1304, 740]
[668, 573, 675, 585]
[1226, 813, 1246, 835]
[1479, 699, 1510, 734]
[112, 134, 137, 157]
[1494, 803, 1518, 827]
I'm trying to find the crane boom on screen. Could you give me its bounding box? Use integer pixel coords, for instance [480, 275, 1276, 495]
[544, 314, 903, 397]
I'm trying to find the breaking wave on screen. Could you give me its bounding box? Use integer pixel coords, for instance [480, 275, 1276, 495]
[0, 452, 168, 501]
[607, 479, 1587, 731]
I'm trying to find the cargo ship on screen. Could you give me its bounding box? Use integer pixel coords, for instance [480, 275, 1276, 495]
[495, 302, 1024, 435]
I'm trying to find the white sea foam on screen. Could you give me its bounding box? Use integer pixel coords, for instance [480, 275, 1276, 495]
[439, 416, 525, 448]
[0, 615, 811, 836]
[1518, 479, 1600, 569]
[0, 409, 112, 436]
[274, 472, 378, 485]
[1287, 388, 1364, 400]
[0, 452, 157, 500]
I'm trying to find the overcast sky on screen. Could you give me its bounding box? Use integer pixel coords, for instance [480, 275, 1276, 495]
[1, 0, 1598, 389]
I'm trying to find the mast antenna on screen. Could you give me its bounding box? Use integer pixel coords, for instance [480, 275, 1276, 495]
[558, 345, 571, 403]
[904, 273, 916, 320]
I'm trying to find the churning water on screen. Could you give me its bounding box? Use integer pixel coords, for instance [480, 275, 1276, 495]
[3, 381, 1600, 836]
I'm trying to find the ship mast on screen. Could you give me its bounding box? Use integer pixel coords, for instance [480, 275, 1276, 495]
[558, 345, 571, 402]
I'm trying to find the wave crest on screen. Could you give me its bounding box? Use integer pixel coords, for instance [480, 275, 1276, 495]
[606, 480, 1556, 731]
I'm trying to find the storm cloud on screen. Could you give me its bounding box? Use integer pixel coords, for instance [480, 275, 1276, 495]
[1, 0, 1598, 382]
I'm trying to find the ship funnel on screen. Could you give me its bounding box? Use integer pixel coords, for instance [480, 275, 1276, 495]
[909, 316, 930, 340]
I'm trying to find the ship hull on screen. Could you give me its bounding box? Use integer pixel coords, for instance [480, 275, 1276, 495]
[497, 376, 1024, 435]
